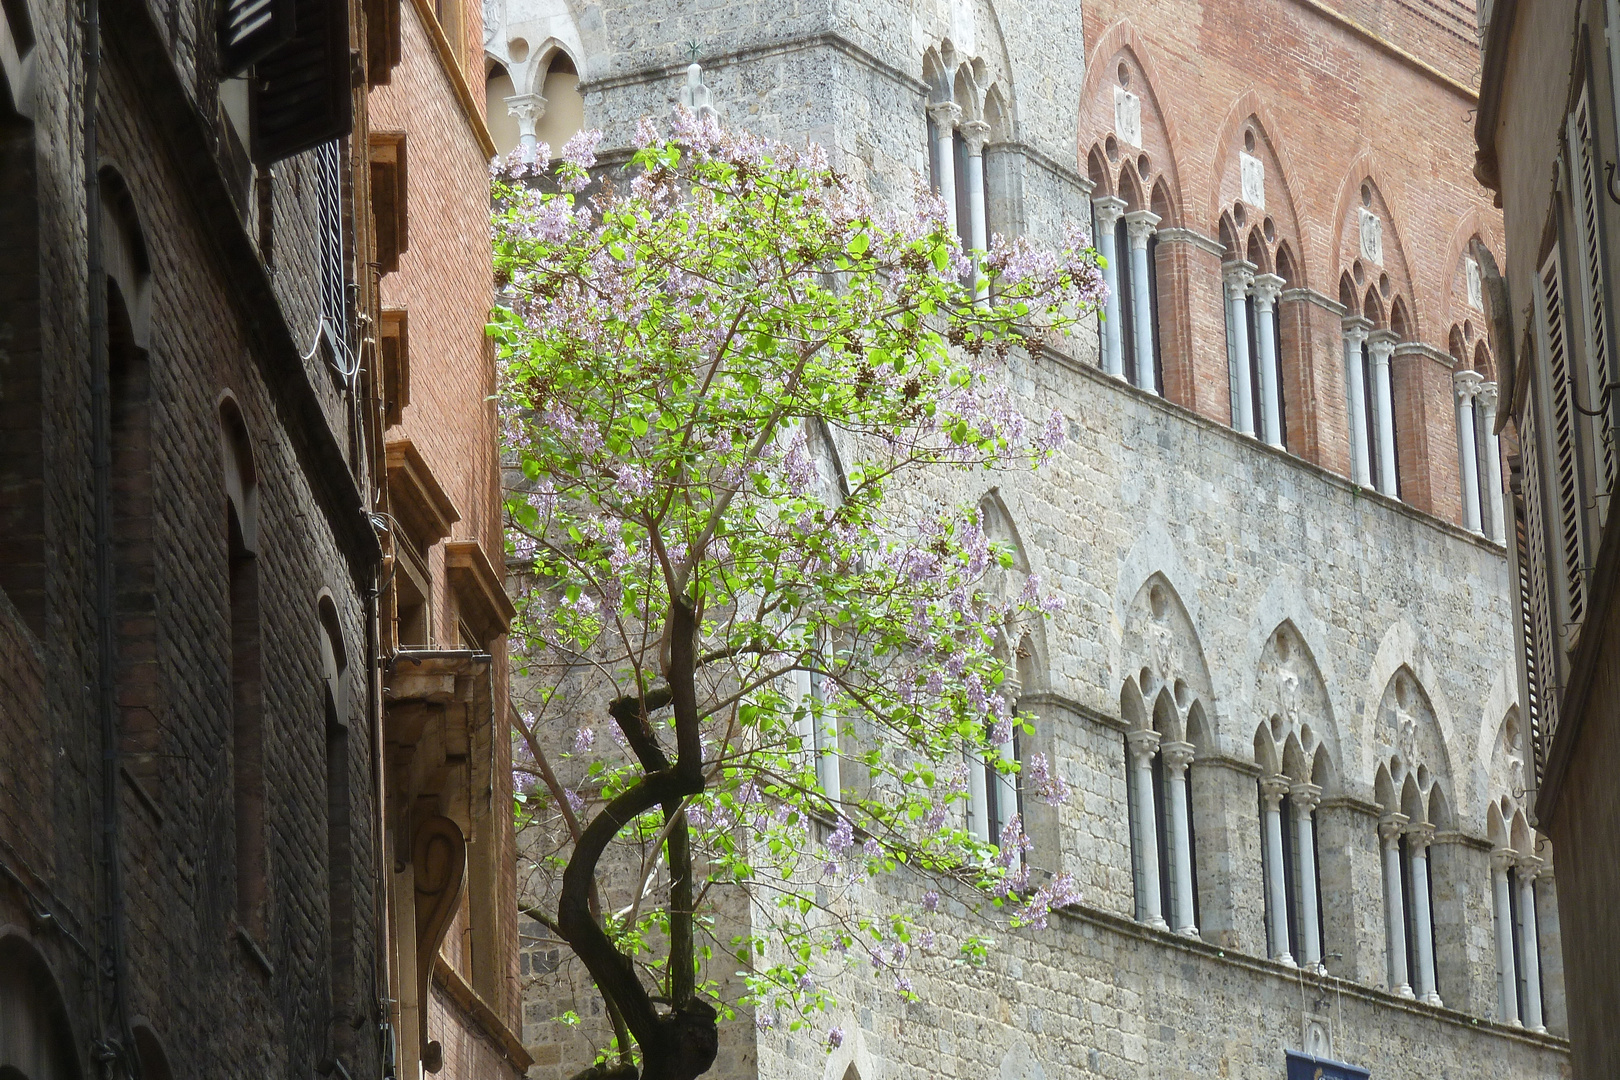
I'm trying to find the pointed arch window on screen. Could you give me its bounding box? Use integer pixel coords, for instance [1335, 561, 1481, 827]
[222, 399, 266, 939]
[1124, 689, 1199, 936]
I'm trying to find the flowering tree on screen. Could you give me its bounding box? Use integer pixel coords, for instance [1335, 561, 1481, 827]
[493, 115, 1105, 1080]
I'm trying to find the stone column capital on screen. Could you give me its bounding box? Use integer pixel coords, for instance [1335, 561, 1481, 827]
[505, 92, 547, 124]
[1092, 195, 1128, 228]
[1453, 368, 1484, 401]
[1515, 853, 1545, 879]
[1378, 812, 1410, 846]
[1125, 727, 1162, 762]
[1260, 773, 1292, 807]
[927, 99, 963, 130]
[959, 119, 991, 155]
[1477, 380, 1500, 413]
[1490, 846, 1518, 873]
[1403, 821, 1436, 851]
[1251, 272, 1286, 309]
[1289, 781, 1323, 812]
[1367, 329, 1398, 364]
[1222, 259, 1257, 300]
[1160, 740, 1196, 774]
[1123, 209, 1161, 249]
[1341, 315, 1373, 341]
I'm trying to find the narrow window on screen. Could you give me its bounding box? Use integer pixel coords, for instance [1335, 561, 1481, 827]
[320, 597, 354, 1021]
[0, 84, 43, 634]
[223, 404, 265, 937]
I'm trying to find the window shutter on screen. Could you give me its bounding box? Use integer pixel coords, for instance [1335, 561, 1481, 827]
[250, 0, 352, 165]
[219, 0, 295, 76]
[1537, 247, 1588, 644]
[1514, 416, 1557, 789]
[1567, 89, 1618, 511]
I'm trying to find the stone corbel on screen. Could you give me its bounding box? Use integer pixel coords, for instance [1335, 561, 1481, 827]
[414, 815, 468, 1073]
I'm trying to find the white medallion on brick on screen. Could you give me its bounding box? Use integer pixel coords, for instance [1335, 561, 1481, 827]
[1359, 207, 1383, 265]
[1240, 151, 1265, 209]
[1114, 85, 1142, 147]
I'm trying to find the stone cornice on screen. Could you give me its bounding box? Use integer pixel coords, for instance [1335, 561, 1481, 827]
[1316, 793, 1383, 817]
[1280, 286, 1347, 317]
[578, 32, 928, 98]
[1393, 340, 1457, 370]
[1018, 692, 1125, 732]
[1155, 226, 1226, 257]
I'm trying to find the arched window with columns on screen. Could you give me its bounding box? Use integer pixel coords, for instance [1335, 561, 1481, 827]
[1082, 49, 1178, 394]
[1336, 176, 1417, 501]
[1250, 622, 1342, 972]
[923, 43, 1007, 306]
[1447, 246, 1507, 539]
[1370, 668, 1452, 1006]
[1119, 575, 1214, 938]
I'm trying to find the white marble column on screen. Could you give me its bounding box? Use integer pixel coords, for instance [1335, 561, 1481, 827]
[1479, 381, 1505, 542]
[961, 120, 991, 305]
[1291, 782, 1323, 971]
[1124, 210, 1161, 394]
[505, 92, 547, 150]
[1261, 775, 1295, 966]
[1224, 261, 1257, 435]
[1093, 197, 1128, 379]
[1491, 847, 1521, 1026]
[1454, 370, 1484, 534]
[1406, 823, 1442, 1006]
[1517, 856, 1546, 1032]
[1342, 317, 1373, 487]
[1127, 728, 1168, 930]
[1162, 741, 1198, 937]
[966, 748, 990, 842]
[1369, 330, 1400, 497]
[1380, 813, 1414, 997]
[927, 101, 962, 236]
[1252, 273, 1286, 447]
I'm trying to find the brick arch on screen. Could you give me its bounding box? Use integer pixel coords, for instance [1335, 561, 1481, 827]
[1077, 23, 1186, 217]
[1205, 93, 1309, 290]
[1439, 207, 1504, 342]
[1329, 156, 1420, 341]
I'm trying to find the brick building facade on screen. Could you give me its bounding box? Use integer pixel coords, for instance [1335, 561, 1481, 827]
[485, 0, 1574, 1077]
[0, 0, 520, 1077]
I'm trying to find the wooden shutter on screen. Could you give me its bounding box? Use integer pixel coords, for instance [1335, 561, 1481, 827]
[1514, 415, 1558, 787]
[219, 0, 295, 76]
[1567, 88, 1618, 510]
[1538, 247, 1588, 642]
[250, 0, 351, 165]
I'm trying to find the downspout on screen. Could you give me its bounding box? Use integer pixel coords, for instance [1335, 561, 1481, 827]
[84, 0, 136, 1074]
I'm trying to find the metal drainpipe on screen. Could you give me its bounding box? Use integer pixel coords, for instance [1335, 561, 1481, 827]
[84, 0, 136, 1074]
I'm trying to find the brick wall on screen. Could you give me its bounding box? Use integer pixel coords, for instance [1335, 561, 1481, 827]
[0, 0, 385, 1076]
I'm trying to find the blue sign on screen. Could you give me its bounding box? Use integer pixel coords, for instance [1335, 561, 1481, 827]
[1285, 1050, 1371, 1080]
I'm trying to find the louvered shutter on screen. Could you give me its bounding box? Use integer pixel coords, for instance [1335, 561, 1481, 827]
[1538, 247, 1588, 646]
[250, 0, 351, 165]
[1567, 88, 1618, 512]
[219, 0, 295, 76]
[1515, 413, 1558, 787]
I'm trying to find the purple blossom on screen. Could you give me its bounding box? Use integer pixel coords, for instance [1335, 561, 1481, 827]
[634, 115, 661, 148]
[895, 975, 914, 995]
[1036, 408, 1067, 454]
[826, 816, 855, 857]
[564, 788, 585, 813]
[782, 428, 820, 496]
[562, 129, 604, 171]
[922, 890, 940, 913]
[919, 929, 937, 950]
[1025, 752, 1071, 805]
[797, 973, 815, 993]
[573, 727, 595, 754]
[754, 1009, 776, 1032]
[863, 838, 882, 859]
[826, 1027, 845, 1051]
[1016, 871, 1081, 929]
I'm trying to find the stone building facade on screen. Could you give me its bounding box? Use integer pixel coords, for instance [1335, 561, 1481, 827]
[483, 0, 1573, 1077]
[1475, 0, 1620, 1076]
[0, 0, 521, 1078]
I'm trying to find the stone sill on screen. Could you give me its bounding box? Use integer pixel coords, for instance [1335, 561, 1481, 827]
[1050, 898, 1569, 1053]
[1041, 341, 1510, 560]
